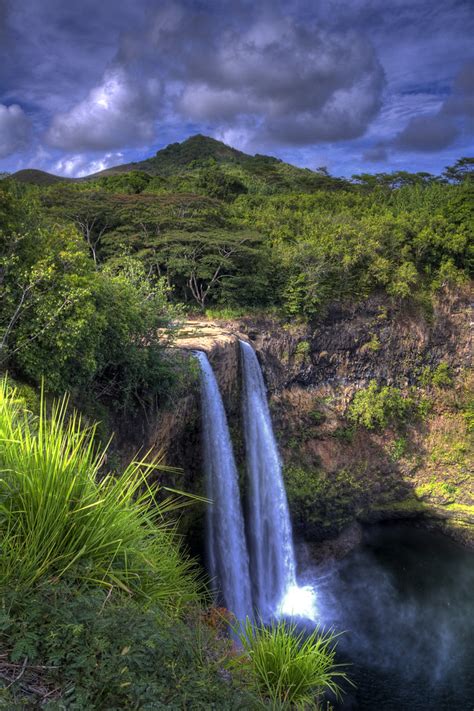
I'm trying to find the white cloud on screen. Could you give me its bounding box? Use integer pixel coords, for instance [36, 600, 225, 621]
[46, 69, 159, 151]
[52, 151, 124, 177]
[0, 104, 31, 158]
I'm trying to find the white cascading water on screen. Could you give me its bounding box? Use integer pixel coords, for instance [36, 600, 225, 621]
[194, 350, 252, 622]
[240, 339, 316, 621]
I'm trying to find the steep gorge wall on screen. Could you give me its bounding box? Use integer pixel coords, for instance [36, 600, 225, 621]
[141, 287, 473, 552]
[239, 288, 473, 548]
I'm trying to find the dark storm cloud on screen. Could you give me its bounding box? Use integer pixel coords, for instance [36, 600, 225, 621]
[0, 0, 473, 175]
[175, 18, 385, 145]
[395, 115, 458, 152]
[393, 60, 474, 152]
[40, 2, 385, 152]
[0, 103, 31, 157]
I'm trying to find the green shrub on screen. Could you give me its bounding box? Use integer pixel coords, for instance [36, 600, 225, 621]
[463, 398, 474, 432]
[0, 582, 254, 710]
[348, 380, 413, 430]
[332, 425, 355, 443]
[419, 362, 453, 388]
[390, 437, 407, 461]
[431, 362, 453, 387]
[295, 340, 311, 363]
[0, 378, 200, 608]
[417, 396, 432, 420]
[285, 466, 362, 540]
[235, 619, 349, 709]
[364, 334, 381, 352]
[309, 408, 326, 425]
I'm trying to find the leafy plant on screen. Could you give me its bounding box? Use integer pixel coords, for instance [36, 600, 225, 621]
[332, 425, 355, 444]
[0, 378, 201, 608]
[419, 362, 453, 388]
[234, 618, 350, 709]
[0, 581, 254, 710]
[364, 334, 381, 352]
[295, 340, 311, 362]
[431, 362, 453, 387]
[390, 437, 407, 461]
[348, 380, 414, 431]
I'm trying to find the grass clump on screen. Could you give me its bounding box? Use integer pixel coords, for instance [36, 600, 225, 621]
[0, 377, 200, 609]
[235, 619, 350, 710]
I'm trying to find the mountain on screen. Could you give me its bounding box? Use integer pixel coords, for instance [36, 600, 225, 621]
[96, 134, 251, 176]
[8, 134, 345, 192]
[8, 168, 72, 186]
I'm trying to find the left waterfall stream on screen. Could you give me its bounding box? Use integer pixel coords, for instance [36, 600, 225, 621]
[194, 350, 253, 622]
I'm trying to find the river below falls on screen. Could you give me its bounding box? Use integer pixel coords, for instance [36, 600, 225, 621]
[304, 522, 474, 710]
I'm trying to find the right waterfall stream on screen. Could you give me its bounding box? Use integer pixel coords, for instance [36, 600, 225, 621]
[240, 339, 316, 621]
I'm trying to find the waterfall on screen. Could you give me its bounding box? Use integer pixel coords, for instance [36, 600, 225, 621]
[240, 339, 317, 620]
[194, 350, 252, 622]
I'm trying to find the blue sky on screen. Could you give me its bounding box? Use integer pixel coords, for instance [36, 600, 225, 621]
[0, 0, 473, 177]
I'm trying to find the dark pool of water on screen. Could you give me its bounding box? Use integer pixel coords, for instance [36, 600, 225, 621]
[311, 522, 474, 711]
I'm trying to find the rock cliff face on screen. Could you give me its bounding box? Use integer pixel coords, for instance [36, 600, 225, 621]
[143, 287, 473, 552]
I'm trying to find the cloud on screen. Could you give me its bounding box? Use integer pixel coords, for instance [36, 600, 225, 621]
[0, 103, 31, 157]
[363, 145, 388, 162]
[444, 59, 474, 127]
[46, 69, 160, 151]
[1, 0, 473, 175]
[167, 14, 386, 145]
[393, 59, 474, 152]
[395, 114, 458, 152]
[44, 4, 385, 154]
[52, 151, 124, 177]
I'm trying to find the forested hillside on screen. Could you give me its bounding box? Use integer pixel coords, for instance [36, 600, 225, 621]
[2, 137, 472, 411]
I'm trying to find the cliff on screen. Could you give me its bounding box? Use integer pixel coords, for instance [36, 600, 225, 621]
[143, 287, 473, 552]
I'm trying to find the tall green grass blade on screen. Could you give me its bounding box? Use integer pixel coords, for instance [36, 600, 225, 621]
[0, 376, 201, 613]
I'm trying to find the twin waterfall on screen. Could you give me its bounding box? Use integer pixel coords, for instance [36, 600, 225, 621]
[196, 341, 316, 622]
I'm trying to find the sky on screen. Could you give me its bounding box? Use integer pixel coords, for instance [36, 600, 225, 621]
[0, 0, 473, 177]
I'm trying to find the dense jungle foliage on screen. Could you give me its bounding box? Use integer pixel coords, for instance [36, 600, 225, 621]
[1, 137, 472, 408]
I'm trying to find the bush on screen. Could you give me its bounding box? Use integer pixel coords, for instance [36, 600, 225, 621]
[390, 437, 407, 461]
[431, 362, 453, 387]
[0, 378, 200, 608]
[0, 582, 255, 709]
[348, 380, 413, 430]
[285, 466, 362, 539]
[235, 619, 349, 709]
[419, 362, 453, 388]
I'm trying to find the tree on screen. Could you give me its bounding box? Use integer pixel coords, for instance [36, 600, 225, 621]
[42, 187, 116, 266]
[443, 157, 474, 183]
[161, 229, 262, 308]
[0, 184, 181, 408]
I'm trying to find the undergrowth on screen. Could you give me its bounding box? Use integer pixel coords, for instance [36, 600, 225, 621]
[0, 581, 255, 709]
